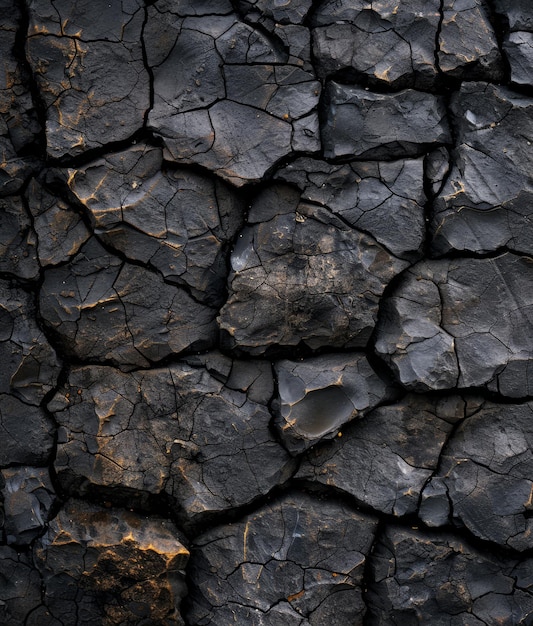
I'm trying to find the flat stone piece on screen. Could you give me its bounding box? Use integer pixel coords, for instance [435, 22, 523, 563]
[0, 0, 41, 196]
[322, 82, 451, 160]
[39, 237, 217, 368]
[367, 526, 533, 624]
[219, 185, 408, 354]
[48, 360, 295, 526]
[66, 144, 243, 306]
[1, 466, 56, 545]
[187, 492, 378, 625]
[146, 9, 320, 185]
[422, 400, 533, 551]
[275, 156, 426, 260]
[432, 83, 533, 255]
[26, 0, 150, 158]
[273, 352, 396, 454]
[374, 254, 533, 394]
[0, 280, 61, 405]
[298, 394, 468, 516]
[492, 0, 533, 32]
[239, 0, 313, 25]
[505, 31, 533, 86]
[438, 0, 503, 80]
[0, 195, 39, 280]
[35, 499, 189, 626]
[26, 176, 90, 266]
[0, 395, 54, 465]
[0, 545, 42, 626]
[312, 0, 501, 86]
[312, 0, 440, 87]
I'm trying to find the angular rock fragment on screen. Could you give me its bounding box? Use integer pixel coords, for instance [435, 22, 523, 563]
[432, 83, 533, 255]
[26, 177, 90, 266]
[275, 156, 427, 260]
[0, 395, 54, 466]
[374, 254, 533, 393]
[238, 0, 313, 25]
[492, 0, 533, 32]
[39, 237, 217, 368]
[273, 353, 396, 454]
[0, 195, 39, 279]
[367, 526, 533, 624]
[0, 0, 41, 196]
[0, 545, 42, 626]
[312, 0, 501, 87]
[146, 4, 320, 185]
[322, 82, 451, 160]
[35, 499, 189, 626]
[438, 0, 503, 80]
[504, 32, 533, 86]
[421, 400, 533, 551]
[0, 280, 61, 404]
[187, 492, 378, 625]
[25, 0, 150, 158]
[219, 184, 409, 354]
[48, 359, 295, 526]
[298, 394, 473, 516]
[66, 145, 243, 306]
[0, 466, 56, 545]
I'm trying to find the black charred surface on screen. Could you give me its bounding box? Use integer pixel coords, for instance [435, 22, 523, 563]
[1, 0, 533, 624]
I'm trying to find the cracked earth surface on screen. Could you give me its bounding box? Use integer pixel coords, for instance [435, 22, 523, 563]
[1, 0, 533, 624]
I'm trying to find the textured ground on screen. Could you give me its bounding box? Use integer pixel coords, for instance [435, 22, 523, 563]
[1, 0, 533, 624]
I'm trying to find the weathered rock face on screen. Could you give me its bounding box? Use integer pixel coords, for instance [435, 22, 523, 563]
[2, 0, 533, 624]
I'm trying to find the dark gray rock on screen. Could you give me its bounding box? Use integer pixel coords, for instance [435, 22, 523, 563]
[438, 0, 503, 80]
[219, 184, 409, 354]
[0, 195, 39, 280]
[273, 353, 396, 454]
[367, 526, 533, 625]
[298, 394, 471, 516]
[322, 82, 451, 160]
[48, 359, 295, 526]
[0, 395, 55, 465]
[66, 145, 244, 306]
[34, 499, 189, 626]
[146, 7, 320, 185]
[275, 156, 427, 260]
[26, 177, 90, 266]
[425, 147, 451, 197]
[238, 0, 313, 25]
[0, 280, 61, 405]
[0, 545, 42, 626]
[374, 254, 533, 394]
[492, 0, 533, 32]
[0, 0, 41, 196]
[25, 0, 150, 158]
[421, 400, 533, 551]
[187, 492, 378, 625]
[0, 466, 56, 545]
[505, 32, 533, 86]
[39, 237, 217, 368]
[431, 83, 533, 255]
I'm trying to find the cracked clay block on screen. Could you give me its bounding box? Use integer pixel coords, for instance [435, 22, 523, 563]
[312, 0, 501, 87]
[431, 82, 533, 255]
[374, 253, 533, 394]
[298, 394, 473, 517]
[322, 82, 451, 160]
[34, 499, 189, 626]
[187, 491, 378, 626]
[65, 144, 244, 306]
[145, 3, 320, 186]
[218, 183, 409, 354]
[273, 352, 396, 454]
[367, 526, 533, 625]
[39, 237, 217, 368]
[25, 0, 150, 159]
[0, 545, 42, 626]
[48, 358, 295, 527]
[421, 400, 533, 551]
